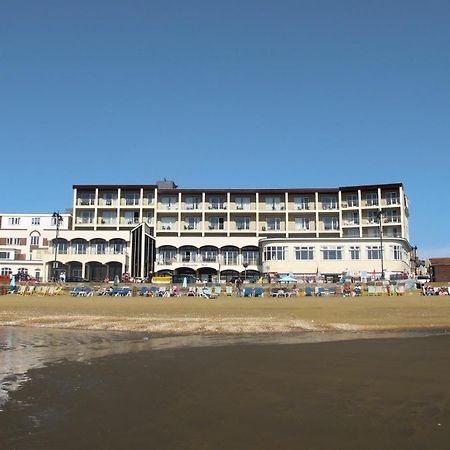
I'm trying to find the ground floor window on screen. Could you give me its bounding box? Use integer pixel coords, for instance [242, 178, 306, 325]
[349, 246, 360, 260]
[392, 245, 403, 260]
[367, 246, 382, 259]
[321, 246, 343, 260]
[295, 246, 314, 260]
[1, 267, 12, 276]
[263, 246, 287, 261]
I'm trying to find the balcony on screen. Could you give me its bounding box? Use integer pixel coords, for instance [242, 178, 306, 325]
[321, 203, 338, 210]
[121, 198, 140, 206]
[120, 218, 140, 225]
[97, 218, 117, 225]
[98, 199, 118, 206]
[77, 198, 95, 206]
[341, 201, 359, 208]
[76, 217, 94, 224]
[183, 224, 200, 230]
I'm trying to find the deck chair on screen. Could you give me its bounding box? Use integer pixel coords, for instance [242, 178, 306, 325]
[225, 286, 233, 296]
[327, 287, 336, 296]
[304, 287, 313, 297]
[201, 288, 217, 299]
[121, 287, 131, 296]
[70, 287, 82, 296]
[367, 285, 375, 296]
[243, 287, 253, 297]
[254, 287, 264, 297]
[138, 286, 148, 296]
[38, 286, 50, 296]
[25, 285, 35, 296]
[213, 285, 222, 296]
[16, 285, 27, 295]
[47, 286, 56, 296]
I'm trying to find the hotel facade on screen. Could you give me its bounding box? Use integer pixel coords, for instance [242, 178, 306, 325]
[0, 181, 412, 282]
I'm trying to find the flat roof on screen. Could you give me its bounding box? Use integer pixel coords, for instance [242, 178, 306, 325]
[73, 182, 403, 193]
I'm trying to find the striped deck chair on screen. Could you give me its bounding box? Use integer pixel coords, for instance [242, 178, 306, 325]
[16, 285, 27, 295]
[225, 286, 233, 296]
[25, 285, 35, 296]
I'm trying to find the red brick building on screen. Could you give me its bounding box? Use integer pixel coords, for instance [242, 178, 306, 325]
[429, 258, 450, 282]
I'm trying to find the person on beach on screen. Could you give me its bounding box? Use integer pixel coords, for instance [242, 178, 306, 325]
[236, 278, 243, 297]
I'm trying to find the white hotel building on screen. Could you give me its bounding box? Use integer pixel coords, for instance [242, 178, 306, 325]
[0, 180, 412, 282]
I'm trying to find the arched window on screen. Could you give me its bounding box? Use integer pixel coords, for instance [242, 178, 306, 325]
[110, 239, 126, 255]
[1, 267, 12, 276]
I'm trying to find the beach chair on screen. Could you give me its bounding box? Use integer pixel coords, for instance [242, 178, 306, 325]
[254, 287, 264, 298]
[367, 285, 375, 296]
[70, 287, 82, 296]
[25, 285, 35, 296]
[149, 286, 158, 297]
[16, 285, 27, 295]
[37, 286, 49, 296]
[47, 286, 56, 296]
[304, 287, 313, 297]
[213, 285, 222, 296]
[225, 286, 233, 296]
[375, 284, 383, 296]
[121, 287, 131, 296]
[138, 286, 149, 296]
[327, 287, 336, 296]
[53, 286, 64, 295]
[79, 287, 93, 297]
[111, 287, 121, 297]
[196, 287, 204, 297]
[270, 288, 279, 297]
[187, 287, 196, 296]
[243, 287, 253, 297]
[201, 287, 217, 299]
[316, 287, 326, 297]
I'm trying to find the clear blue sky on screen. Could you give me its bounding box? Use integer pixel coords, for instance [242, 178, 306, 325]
[1, 0, 449, 258]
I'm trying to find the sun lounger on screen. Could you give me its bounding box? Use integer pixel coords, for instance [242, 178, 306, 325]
[225, 286, 233, 296]
[70, 287, 82, 296]
[243, 287, 253, 297]
[121, 287, 131, 296]
[254, 287, 264, 297]
[138, 286, 149, 296]
[304, 287, 313, 297]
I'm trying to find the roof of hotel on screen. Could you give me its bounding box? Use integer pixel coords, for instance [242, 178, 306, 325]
[73, 182, 404, 193]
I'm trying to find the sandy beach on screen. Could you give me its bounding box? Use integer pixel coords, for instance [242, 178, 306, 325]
[1, 292, 450, 334]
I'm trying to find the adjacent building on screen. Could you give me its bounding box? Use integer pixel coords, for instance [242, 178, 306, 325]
[0, 180, 413, 282]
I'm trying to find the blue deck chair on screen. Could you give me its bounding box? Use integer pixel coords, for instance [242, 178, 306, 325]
[243, 287, 253, 297]
[70, 287, 82, 296]
[138, 286, 148, 296]
[121, 287, 131, 296]
[79, 287, 93, 297]
[304, 286, 313, 296]
[254, 287, 264, 297]
[149, 286, 158, 296]
[317, 287, 325, 296]
[111, 287, 121, 296]
[327, 287, 336, 296]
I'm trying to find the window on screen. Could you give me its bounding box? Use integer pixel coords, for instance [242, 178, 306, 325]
[102, 192, 117, 206]
[367, 211, 379, 224]
[294, 196, 310, 210]
[235, 197, 251, 210]
[385, 210, 400, 223]
[185, 196, 200, 210]
[6, 238, 21, 245]
[295, 217, 310, 231]
[200, 247, 218, 262]
[124, 192, 140, 205]
[367, 246, 382, 259]
[99, 211, 117, 225]
[77, 211, 94, 224]
[222, 247, 239, 265]
[124, 211, 140, 224]
[242, 249, 259, 265]
[385, 191, 400, 205]
[323, 217, 339, 230]
[392, 245, 402, 260]
[31, 217, 40, 225]
[110, 240, 125, 254]
[72, 240, 87, 255]
[208, 196, 226, 210]
[365, 192, 378, 206]
[345, 194, 359, 207]
[349, 246, 360, 260]
[265, 196, 283, 211]
[263, 246, 287, 261]
[53, 239, 68, 254]
[30, 235, 39, 246]
[321, 246, 343, 260]
[91, 240, 106, 254]
[295, 246, 314, 260]
[160, 196, 177, 210]
[159, 247, 177, 264]
[0, 252, 11, 260]
[209, 217, 225, 230]
[79, 192, 95, 205]
[345, 212, 359, 225]
[160, 217, 176, 230]
[266, 217, 282, 231]
[321, 196, 337, 209]
[185, 216, 200, 230]
[1, 267, 12, 275]
[8, 217, 20, 226]
[236, 217, 250, 230]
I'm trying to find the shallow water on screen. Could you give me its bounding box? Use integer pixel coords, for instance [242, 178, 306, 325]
[0, 326, 446, 410]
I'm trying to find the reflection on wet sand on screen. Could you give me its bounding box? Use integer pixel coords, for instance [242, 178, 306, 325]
[0, 326, 447, 409]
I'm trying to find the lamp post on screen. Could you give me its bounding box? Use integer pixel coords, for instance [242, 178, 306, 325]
[52, 212, 63, 282]
[411, 245, 418, 276]
[376, 210, 384, 279]
[243, 262, 249, 282]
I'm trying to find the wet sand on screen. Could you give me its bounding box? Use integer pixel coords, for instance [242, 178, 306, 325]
[1, 293, 450, 334]
[1, 334, 450, 450]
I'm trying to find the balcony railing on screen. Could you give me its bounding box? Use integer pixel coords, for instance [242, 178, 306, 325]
[155, 255, 259, 265]
[49, 247, 126, 255]
[98, 218, 117, 225]
[121, 199, 140, 206]
[77, 198, 96, 206]
[98, 199, 118, 206]
[76, 217, 94, 224]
